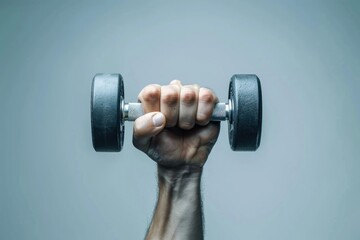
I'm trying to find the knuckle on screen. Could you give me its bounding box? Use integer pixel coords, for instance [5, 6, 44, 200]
[162, 87, 179, 106]
[140, 85, 160, 102]
[163, 111, 178, 127]
[197, 112, 209, 123]
[170, 79, 182, 86]
[199, 89, 215, 104]
[166, 120, 177, 127]
[180, 121, 195, 130]
[196, 121, 208, 126]
[181, 88, 196, 105]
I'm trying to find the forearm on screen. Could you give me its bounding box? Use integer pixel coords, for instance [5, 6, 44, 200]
[145, 165, 204, 240]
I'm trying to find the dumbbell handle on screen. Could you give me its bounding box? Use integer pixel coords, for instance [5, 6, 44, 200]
[123, 102, 231, 121]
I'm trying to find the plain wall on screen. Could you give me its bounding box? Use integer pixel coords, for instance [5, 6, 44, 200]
[1, 0, 359, 239]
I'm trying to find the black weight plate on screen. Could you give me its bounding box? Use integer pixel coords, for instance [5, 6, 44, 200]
[91, 74, 124, 152]
[228, 74, 262, 151]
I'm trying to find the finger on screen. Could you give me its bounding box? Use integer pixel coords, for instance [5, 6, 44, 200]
[179, 84, 199, 130]
[170, 79, 182, 88]
[160, 84, 180, 127]
[133, 112, 165, 151]
[195, 122, 221, 165]
[138, 84, 161, 113]
[196, 87, 218, 126]
[197, 122, 221, 146]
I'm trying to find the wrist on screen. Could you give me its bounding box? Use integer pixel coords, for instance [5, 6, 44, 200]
[157, 164, 202, 198]
[147, 164, 204, 240]
[157, 164, 202, 183]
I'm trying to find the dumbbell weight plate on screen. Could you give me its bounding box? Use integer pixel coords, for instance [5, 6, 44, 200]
[228, 74, 262, 151]
[91, 74, 124, 152]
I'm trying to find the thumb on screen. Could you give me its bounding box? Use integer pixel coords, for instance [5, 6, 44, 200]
[132, 112, 166, 151]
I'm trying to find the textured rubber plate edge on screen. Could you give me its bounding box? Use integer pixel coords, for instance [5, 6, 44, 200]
[228, 74, 262, 151]
[91, 73, 122, 152]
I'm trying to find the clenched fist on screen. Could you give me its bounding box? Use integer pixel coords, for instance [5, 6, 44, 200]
[133, 80, 220, 168]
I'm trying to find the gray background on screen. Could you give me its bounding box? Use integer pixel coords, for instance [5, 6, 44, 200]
[1, 0, 359, 239]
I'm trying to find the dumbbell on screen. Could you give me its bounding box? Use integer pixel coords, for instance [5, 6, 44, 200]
[91, 73, 262, 152]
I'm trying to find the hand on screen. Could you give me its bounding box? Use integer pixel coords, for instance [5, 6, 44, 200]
[133, 80, 220, 168]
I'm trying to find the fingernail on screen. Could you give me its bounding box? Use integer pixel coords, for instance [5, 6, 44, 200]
[152, 113, 164, 127]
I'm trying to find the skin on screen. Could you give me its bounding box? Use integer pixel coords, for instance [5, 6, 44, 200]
[133, 80, 220, 240]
